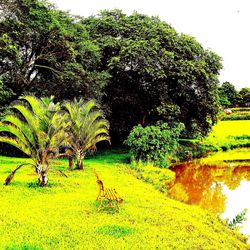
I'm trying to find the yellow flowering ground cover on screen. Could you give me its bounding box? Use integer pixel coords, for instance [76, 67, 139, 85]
[0, 153, 249, 249]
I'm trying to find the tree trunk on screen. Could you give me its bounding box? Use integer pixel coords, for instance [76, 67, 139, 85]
[36, 164, 48, 186]
[141, 114, 146, 126]
[68, 156, 73, 171]
[76, 151, 84, 170]
[76, 159, 83, 170]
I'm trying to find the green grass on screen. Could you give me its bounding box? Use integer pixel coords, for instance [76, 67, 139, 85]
[0, 153, 248, 249]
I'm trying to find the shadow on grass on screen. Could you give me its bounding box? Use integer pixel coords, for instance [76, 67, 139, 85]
[85, 148, 131, 164]
[92, 200, 121, 214]
[5, 244, 43, 250]
[27, 182, 64, 192]
[96, 225, 134, 238]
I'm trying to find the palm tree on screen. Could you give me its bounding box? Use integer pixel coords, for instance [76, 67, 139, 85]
[0, 96, 69, 186]
[63, 99, 110, 170]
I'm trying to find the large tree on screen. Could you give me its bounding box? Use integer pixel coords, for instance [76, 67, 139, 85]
[218, 81, 239, 107]
[83, 10, 223, 142]
[239, 88, 250, 107]
[0, 0, 109, 102]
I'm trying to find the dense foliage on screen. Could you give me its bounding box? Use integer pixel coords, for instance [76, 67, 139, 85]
[218, 82, 240, 107]
[221, 114, 250, 121]
[125, 122, 184, 167]
[0, 0, 109, 102]
[83, 10, 223, 140]
[239, 88, 250, 106]
[218, 82, 249, 107]
[0, 1, 224, 145]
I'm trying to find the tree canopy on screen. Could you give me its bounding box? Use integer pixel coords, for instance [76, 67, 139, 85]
[218, 81, 239, 107]
[0, 0, 109, 102]
[83, 10, 223, 141]
[239, 88, 250, 106]
[1, 2, 223, 144]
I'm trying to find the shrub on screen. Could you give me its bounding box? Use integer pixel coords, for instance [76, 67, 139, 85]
[125, 122, 184, 168]
[227, 209, 248, 230]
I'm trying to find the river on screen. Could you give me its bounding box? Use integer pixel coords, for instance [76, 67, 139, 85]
[169, 148, 250, 236]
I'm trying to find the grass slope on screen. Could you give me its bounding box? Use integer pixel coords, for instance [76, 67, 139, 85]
[0, 153, 249, 250]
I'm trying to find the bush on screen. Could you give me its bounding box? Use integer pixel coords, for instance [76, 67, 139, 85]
[227, 209, 248, 230]
[124, 122, 184, 168]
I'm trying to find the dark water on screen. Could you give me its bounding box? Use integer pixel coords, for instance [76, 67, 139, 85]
[169, 162, 250, 236]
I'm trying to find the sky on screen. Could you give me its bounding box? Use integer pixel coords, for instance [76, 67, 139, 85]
[50, 0, 250, 90]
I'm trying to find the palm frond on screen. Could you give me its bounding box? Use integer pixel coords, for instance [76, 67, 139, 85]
[0, 95, 68, 168]
[0, 122, 30, 147]
[0, 136, 31, 156]
[1, 115, 36, 147]
[19, 96, 46, 118]
[64, 98, 110, 158]
[82, 99, 98, 115]
[11, 103, 39, 131]
[83, 135, 111, 151]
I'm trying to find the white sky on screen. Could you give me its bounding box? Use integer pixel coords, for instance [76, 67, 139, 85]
[50, 0, 250, 90]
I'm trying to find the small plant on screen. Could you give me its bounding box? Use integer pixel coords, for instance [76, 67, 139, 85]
[227, 209, 248, 230]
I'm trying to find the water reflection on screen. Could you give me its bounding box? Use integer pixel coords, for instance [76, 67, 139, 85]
[169, 163, 250, 217]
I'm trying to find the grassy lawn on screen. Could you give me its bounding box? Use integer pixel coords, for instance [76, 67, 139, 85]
[204, 120, 250, 150]
[0, 153, 248, 249]
[211, 120, 250, 138]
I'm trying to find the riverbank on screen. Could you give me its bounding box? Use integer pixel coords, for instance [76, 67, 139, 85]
[0, 153, 249, 249]
[169, 147, 250, 241]
[200, 148, 250, 166]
